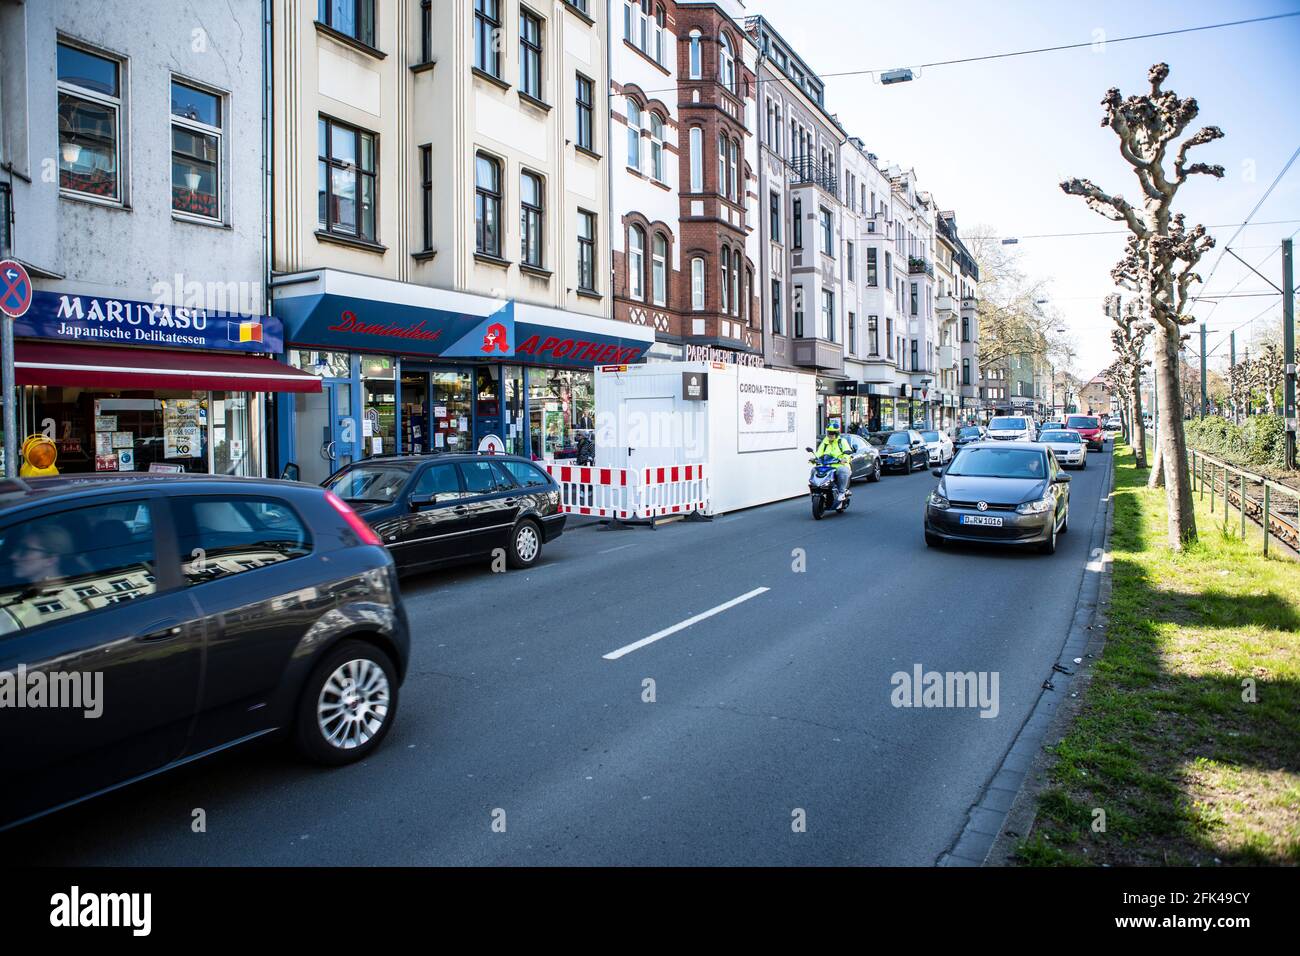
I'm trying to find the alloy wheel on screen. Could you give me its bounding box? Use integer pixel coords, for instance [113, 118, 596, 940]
[317, 658, 391, 750]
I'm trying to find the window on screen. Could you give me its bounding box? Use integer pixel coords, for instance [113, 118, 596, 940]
[689, 128, 702, 191]
[962, 358, 971, 386]
[171, 79, 222, 221]
[626, 100, 642, 170]
[820, 207, 833, 257]
[688, 30, 702, 78]
[652, 233, 667, 306]
[575, 74, 594, 151]
[654, 6, 666, 65]
[475, 152, 502, 257]
[717, 133, 725, 195]
[771, 279, 783, 335]
[0, 502, 156, 633]
[720, 247, 730, 313]
[412, 463, 463, 499]
[886, 317, 894, 358]
[317, 0, 375, 47]
[691, 257, 705, 310]
[848, 312, 857, 354]
[731, 249, 740, 316]
[719, 33, 736, 92]
[501, 459, 550, 488]
[474, 0, 501, 78]
[769, 191, 781, 243]
[519, 8, 543, 100]
[419, 0, 432, 62]
[459, 461, 510, 495]
[628, 225, 645, 300]
[868, 315, 878, 355]
[910, 282, 918, 316]
[822, 289, 835, 342]
[418, 144, 432, 252]
[318, 116, 377, 241]
[649, 113, 664, 181]
[520, 170, 543, 268]
[746, 267, 755, 326]
[911, 339, 919, 371]
[729, 139, 739, 200]
[792, 197, 802, 249]
[57, 42, 122, 202]
[577, 210, 596, 292]
[846, 241, 855, 281]
[867, 247, 878, 286]
[794, 296, 805, 338]
[885, 250, 892, 288]
[961, 316, 970, 342]
[175, 497, 311, 585]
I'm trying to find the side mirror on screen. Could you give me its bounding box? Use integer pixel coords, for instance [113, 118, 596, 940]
[280, 463, 300, 482]
[805, 447, 815, 453]
[1053, 474, 1072, 484]
[408, 493, 436, 511]
[931, 467, 944, 478]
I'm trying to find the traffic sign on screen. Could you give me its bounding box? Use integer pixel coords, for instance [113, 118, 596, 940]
[0, 259, 33, 319]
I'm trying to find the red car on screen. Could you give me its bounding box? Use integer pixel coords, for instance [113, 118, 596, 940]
[1066, 414, 1105, 451]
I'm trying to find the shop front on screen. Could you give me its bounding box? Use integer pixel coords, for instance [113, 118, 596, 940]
[9, 289, 319, 475]
[272, 270, 654, 484]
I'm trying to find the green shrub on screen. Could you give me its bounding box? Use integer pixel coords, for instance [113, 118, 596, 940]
[1183, 415, 1288, 471]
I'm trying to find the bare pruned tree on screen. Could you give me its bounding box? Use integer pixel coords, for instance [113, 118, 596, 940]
[1061, 63, 1224, 549]
[1104, 294, 1152, 467]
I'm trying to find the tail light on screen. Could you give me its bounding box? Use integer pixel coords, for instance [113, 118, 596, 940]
[325, 490, 384, 547]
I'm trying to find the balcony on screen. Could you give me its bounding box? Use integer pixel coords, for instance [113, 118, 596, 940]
[787, 157, 838, 198]
[862, 212, 888, 235]
[939, 345, 955, 369]
[908, 256, 934, 278]
[936, 294, 956, 317]
[960, 295, 978, 313]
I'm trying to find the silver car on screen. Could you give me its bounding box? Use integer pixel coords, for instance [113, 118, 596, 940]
[1037, 428, 1088, 469]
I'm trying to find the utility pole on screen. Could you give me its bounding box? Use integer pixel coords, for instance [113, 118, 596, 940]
[1284, 238, 1295, 469]
[1199, 322, 1208, 419]
[1229, 331, 1237, 424]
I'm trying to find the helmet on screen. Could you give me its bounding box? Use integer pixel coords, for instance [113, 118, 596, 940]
[827, 419, 841, 434]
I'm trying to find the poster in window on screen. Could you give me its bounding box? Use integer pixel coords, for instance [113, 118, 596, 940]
[111, 432, 134, 449]
[164, 400, 202, 458]
[737, 368, 799, 453]
[94, 416, 117, 432]
[96, 454, 119, 472]
[96, 432, 114, 455]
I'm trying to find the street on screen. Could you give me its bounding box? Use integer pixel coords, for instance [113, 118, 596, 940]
[5, 447, 1111, 866]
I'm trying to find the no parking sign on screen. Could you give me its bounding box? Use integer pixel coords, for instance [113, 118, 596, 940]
[0, 259, 33, 319]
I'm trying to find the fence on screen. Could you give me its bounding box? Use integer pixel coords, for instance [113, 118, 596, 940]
[1189, 449, 1299, 558]
[543, 462, 710, 524]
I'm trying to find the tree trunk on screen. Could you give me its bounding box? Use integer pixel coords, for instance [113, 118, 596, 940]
[1131, 364, 1147, 468]
[1151, 323, 1197, 547]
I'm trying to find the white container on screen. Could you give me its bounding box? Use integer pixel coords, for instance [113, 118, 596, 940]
[593, 362, 818, 515]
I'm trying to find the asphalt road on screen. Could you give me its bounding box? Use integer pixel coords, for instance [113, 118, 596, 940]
[7, 446, 1112, 866]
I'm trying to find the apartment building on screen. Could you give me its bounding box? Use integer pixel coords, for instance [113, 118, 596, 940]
[269, 0, 652, 481]
[935, 209, 980, 428]
[0, 0, 301, 479]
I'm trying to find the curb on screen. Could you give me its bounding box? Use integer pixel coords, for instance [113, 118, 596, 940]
[936, 447, 1118, 867]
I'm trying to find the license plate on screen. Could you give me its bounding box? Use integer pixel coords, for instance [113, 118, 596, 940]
[960, 514, 1003, 527]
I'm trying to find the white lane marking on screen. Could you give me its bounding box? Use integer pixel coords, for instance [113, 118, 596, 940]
[598, 543, 638, 555]
[602, 587, 771, 661]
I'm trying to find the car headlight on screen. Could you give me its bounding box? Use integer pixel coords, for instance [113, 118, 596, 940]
[1016, 493, 1054, 515]
[928, 491, 949, 510]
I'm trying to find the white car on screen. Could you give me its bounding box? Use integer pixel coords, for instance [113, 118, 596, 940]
[1038, 427, 1088, 469]
[986, 415, 1036, 442]
[920, 429, 954, 465]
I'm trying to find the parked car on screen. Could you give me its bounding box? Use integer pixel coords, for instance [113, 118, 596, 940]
[920, 430, 955, 466]
[0, 473, 410, 830]
[1066, 414, 1105, 451]
[869, 430, 930, 473]
[324, 454, 566, 575]
[924, 441, 1071, 554]
[986, 415, 1036, 442]
[954, 425, 987, 448]
[841, 432, 883, 482]
[1037, 428, 1088, 469]
[1103, 420, 1124, 438]
[1040, 421, 1065, 433]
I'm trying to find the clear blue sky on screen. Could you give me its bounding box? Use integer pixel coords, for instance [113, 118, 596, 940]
[747, 0, 1300, 378]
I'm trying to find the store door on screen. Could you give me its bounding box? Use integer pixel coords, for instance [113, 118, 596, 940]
[292, 380, 354, 485]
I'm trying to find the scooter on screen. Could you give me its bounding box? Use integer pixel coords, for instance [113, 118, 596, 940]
[806, 451, 851, 520]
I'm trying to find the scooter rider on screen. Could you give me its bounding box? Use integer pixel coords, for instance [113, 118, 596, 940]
[813, 419, 853, 506]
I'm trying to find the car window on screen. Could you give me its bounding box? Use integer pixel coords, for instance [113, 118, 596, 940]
[1067, 416, 1098, 428]
[458, 461, 508, 496]
[500, 460, 550, 488]
[989, 417, 1027, 430]
[173, 496, 311, 586]
[0, 500, 156, 636]
[949, 447, 1048, 479]
[921, 431, 939, 442]
[959, 427, 982, 439]
[412, 463, 462, 499]
[1041, 430, 1081, 442]
[324, 466, 410, 504]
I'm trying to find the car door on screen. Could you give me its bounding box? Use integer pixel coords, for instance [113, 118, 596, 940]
[400, 461, 471, 566]
[0, 494, 205, 828]
[844, 434, 869, 480]
[909, 431, 927, 468]
[168, 493, 318, 752]
[456, 460, 521, 555]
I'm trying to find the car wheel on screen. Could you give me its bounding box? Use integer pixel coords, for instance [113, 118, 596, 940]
[507, 519, 543, 569]
[868, 460, 881, 482]
[925, 530, 943, 548]
[1038, 521, 1058, 555]
[295, 640, 399, 766]
[1060, 506, 1069, 534]
[1079, 459, 1087, 470]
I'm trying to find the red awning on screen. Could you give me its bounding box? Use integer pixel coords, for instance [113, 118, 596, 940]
[15, 343, 322, 393]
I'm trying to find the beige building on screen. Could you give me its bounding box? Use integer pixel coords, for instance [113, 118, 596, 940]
[270, 0, 651, 481]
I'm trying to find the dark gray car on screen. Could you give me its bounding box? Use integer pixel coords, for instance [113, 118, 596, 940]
[0, 473, 410, 830]
[924, 441, 1071, 554]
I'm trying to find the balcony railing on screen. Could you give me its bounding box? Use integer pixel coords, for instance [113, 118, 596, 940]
[908, 256, 934, 278]
[936, 294, 956, 315]
[787, 157, 838, 197]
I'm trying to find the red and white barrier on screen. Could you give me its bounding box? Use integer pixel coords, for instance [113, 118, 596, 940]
[543, 462, 710, 522]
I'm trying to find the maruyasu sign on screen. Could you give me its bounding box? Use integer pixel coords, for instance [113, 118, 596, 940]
[13, 291, 284, 354]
